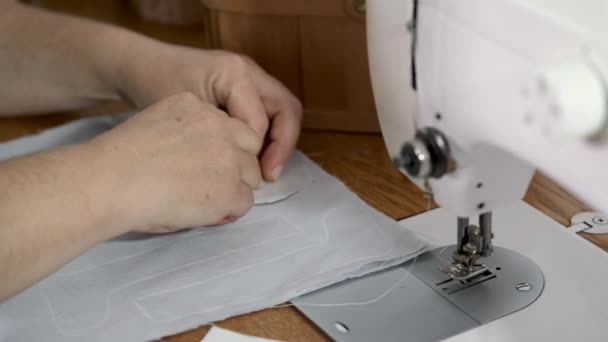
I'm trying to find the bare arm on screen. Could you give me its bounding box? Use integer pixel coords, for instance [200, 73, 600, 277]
[0, 1, 301, 180]
[0, 144, 121, 299]
[0, 93, 262, 301]
[0, 1, 137, 114]
[0, 0, 303, 301]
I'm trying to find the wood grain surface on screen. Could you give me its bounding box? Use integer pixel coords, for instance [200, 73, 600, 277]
[0, 113, 604, 341]
[5, 1, 606, 340]
[205, 0, 378, 133]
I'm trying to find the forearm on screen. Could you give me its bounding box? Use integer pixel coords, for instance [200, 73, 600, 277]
[0, 143, 123, 300]
[0, 1, 154, 114]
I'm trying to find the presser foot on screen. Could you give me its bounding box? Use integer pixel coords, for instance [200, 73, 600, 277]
[450, 212, 494, 280]
[448, 262, 489, 281]
[294, 245, 545, 342]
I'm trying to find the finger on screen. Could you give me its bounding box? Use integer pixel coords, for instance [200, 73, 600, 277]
[214, 216, 238, 226]
[244, 66, 302, 181]
[226, 182, 255, 219]
[259, 98, 302, 181]
[226, 117, 263, 155]
[223, 80, 269, 141]
[238, 150, 263, 189]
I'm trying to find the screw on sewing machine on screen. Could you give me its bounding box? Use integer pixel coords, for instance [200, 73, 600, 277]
[593, 216, 608, 225]
[516, 283, 532, 292]
[569, 212, 608, 234]
[393, 127, 453, 179]
[334, 321, 350, 333]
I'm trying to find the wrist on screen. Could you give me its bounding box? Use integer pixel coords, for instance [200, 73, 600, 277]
[66, 141, 131, 239]
[86, 24, 150, 106]
[92, 26, 170, 108]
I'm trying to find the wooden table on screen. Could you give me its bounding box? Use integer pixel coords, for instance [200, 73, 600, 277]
[6, 2, 608, 340]
[1, 112, 606, 341]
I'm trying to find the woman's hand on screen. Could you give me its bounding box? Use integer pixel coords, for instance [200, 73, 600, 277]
[117, 43, 302, 182]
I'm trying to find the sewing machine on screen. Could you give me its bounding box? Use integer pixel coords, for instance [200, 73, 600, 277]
[294, 0, 608, 340]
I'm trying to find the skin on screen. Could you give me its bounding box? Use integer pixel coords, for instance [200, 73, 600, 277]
[0, 1, 302, 301]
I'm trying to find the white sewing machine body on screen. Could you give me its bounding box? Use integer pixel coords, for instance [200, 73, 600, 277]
[296, 1, 608, 341]
[295, 201, 608, 341]
[368, 0, 608, 216]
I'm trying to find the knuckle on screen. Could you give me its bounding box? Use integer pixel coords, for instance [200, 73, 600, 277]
[231, 78, 256, 96]
[256, 115, 270, 133]
[152, 93, 199, 120]
[231, 115, 258, 133]
[237, 53, 255, 65]
[246, 156, 262, 179]
[233, 118, 264, 151]
[221, 53, 249, 72]
[253, 169, 263, 187]
[236, 187, 255, 213]
[206, 111, 224, 127]
[164, 92, 204, 117]
[173, 92, 200, 106]
[292, 98, 304, 118]
[253, 135, 264, 153]
[196, 109, 225, 131]
[220, 145, 239, 167]
[188, 115, 209, 133]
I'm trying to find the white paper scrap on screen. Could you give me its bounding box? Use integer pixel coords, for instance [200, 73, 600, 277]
[253, 157, 311, 205]
[202, 326, 282, 342]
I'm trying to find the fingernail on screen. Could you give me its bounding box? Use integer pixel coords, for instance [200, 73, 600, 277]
[271, 165, 283, 181]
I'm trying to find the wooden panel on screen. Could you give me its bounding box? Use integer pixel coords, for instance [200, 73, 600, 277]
[205, 0, 377, 132]
[299, 16, 376, 117]
[202, 0, 346, 17]
[303, 109, 380, 133]
[215, 11, 302, 99]
[29, 0, 209, 48]
[128, 0, 206, 25]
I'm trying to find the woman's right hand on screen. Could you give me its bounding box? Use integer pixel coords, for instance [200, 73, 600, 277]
[91, 92, 263, 234]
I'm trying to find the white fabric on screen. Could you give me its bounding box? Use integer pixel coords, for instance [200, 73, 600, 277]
[0, 115, 427, 342]
[202, 326, 281, 342]
[253, 161, 310, 205]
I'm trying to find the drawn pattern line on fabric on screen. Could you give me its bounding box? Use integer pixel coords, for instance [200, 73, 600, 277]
[277, 254, 419, 308]
[42, 200, 417, 333]
[132, 205, 345, 303]
[139, 204, 393, 298]
[277, 205, 399, 292]
[42, 217, 304, 335]
[153, 253, 422, 324]
[54, 216, 283, 278]
[133, 243, 327, 321]
[132, 205, 401, 322]
[132, 207, 340, 321]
